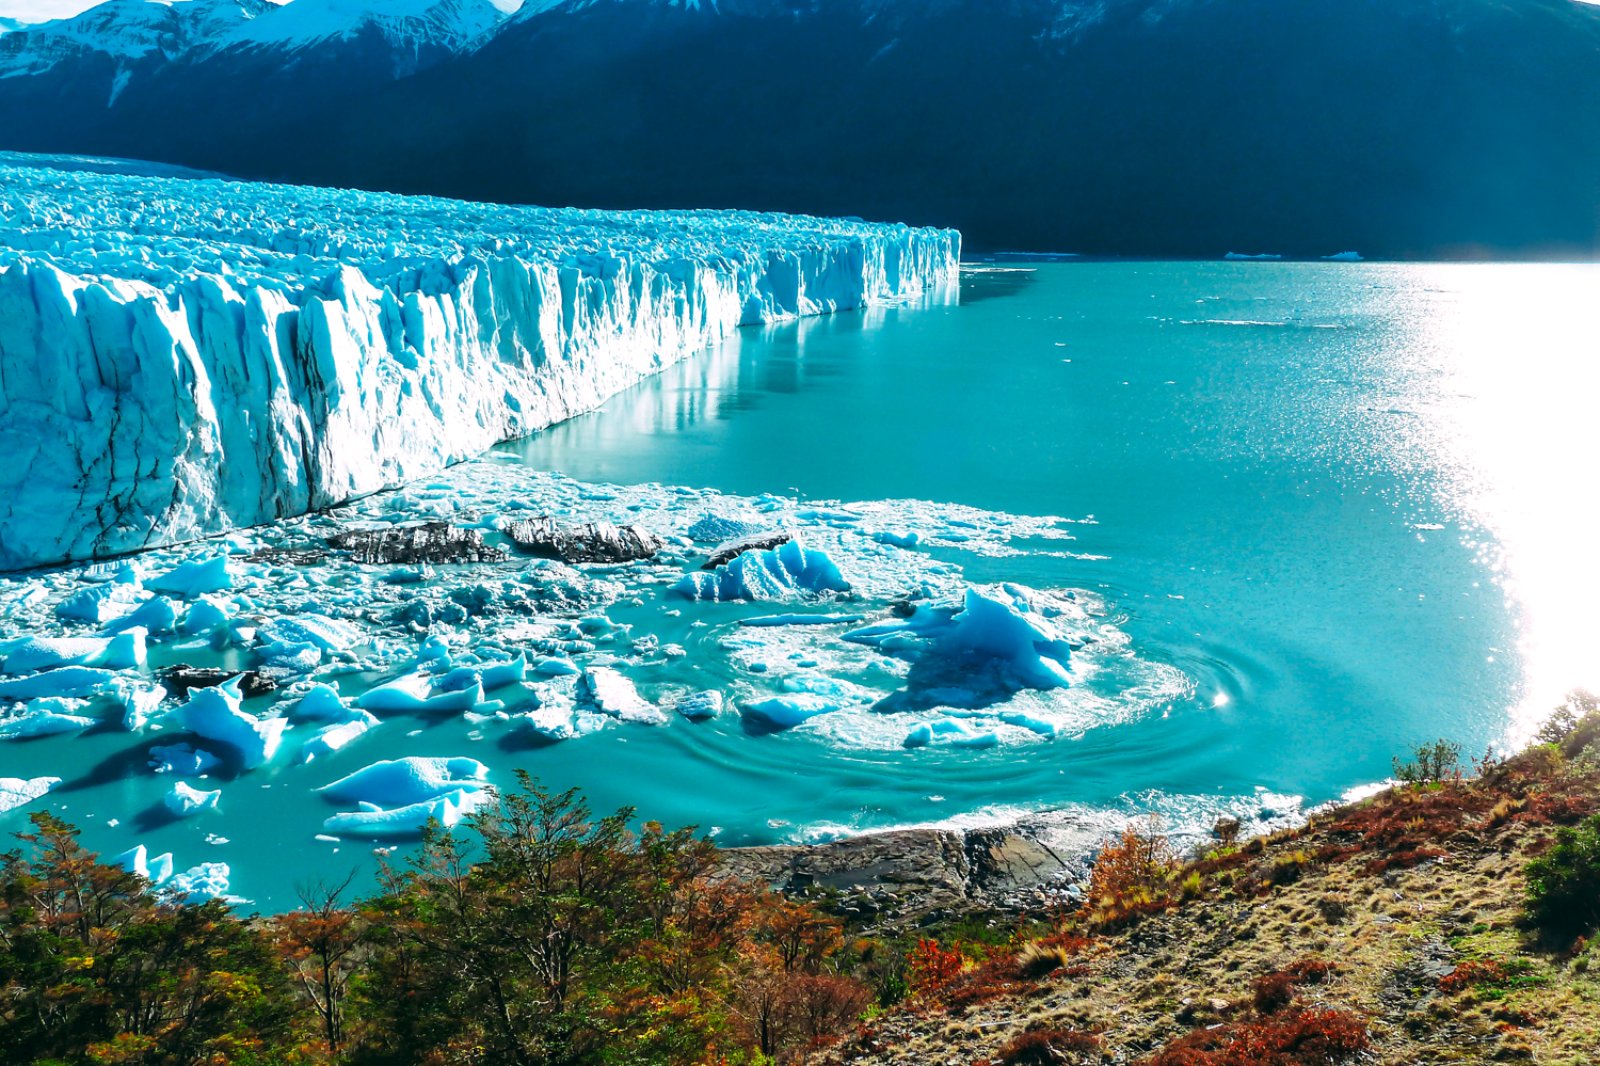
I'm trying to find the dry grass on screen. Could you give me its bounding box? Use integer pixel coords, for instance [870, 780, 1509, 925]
[820, 737, 1600, 1066]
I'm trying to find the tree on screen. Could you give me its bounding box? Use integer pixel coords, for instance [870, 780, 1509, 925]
[275, 872, 365, 1053]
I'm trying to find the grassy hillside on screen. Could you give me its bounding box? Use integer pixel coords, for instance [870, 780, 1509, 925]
[823, 700, 1600, 1065]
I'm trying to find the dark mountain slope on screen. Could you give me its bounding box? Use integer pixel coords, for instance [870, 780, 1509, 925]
[2, 0, 1598, 256]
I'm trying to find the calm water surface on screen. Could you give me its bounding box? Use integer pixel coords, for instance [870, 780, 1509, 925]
[501, 260, 1600, 816]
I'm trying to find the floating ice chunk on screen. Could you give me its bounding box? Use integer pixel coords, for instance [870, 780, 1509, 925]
[870, 530, 922, 549]
[582, 667, 666, 723]
[903, 717, 1000, 749]
[179, 598, 233, 636]
[686, 514, 767, 543]
[674, 540, 850, 602]
[319, 756, 489, 807]
[998, 710, 1058, 737]
[116, 844, 176, 885]
[322, 787, 492, 839]
[299, 719, 374, 763]
[1323, 251, 1364, 262]
[435, 655, 527, 693]
[358, 674, 486, 715]
[0, 699, 96, 739]
[164, 862, 235, 901]
[147, 557, 233, 598]
[0, 775, 60, 813]
[292, 683, 377, 726]
[1, 630, 146, 673]
[257, 640, 322, 673]
[0, 666, 116, 699]
[257, 614, 362, 653]
[56, 582, 143, 624]
[676, 690, 724, 720]
[740, 692, 847, 728]
[534, 657, 581, 676]
[165, 781, 222, 817]
[845, 584, 1080, 707]
[170, 677, 287, 769]
[149, 743, 223, 776]
[739, 613, 865, 627]
[1224, 251, 1282, 260]
[104, 596, 177, 635]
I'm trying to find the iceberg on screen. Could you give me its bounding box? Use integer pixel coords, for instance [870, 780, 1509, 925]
[0, 775, 59, 813]
[0, 698, 96, 739]
[844, 583, 1083, 711]
[1, 630, 146, 673]
[673, 540, 850, 602]
[0, 666, 116, 699]
[163, 861, 235, 901]
[322, 786, 492, 839]
[675, 690, 724, 720]
[0, 159, 958, 571]
[169, 676, 287, 768]
[357, 673, 487, 715]
[164, 780, 222, 817]
[115, 844, 175, 885]
[581, 667, 666, 723]
[298, 718, 373, 763]
[318, 756, 489, 807]
[145, 557, 233, 598]
[740, 692, 848, 729]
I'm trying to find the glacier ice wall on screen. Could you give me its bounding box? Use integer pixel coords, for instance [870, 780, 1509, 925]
[0, 158, 959, 571]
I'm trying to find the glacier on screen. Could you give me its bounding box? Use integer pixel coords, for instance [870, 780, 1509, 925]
[0, 155, 958, 571]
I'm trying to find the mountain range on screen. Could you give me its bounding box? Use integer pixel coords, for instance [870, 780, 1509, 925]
[2, 0, 1599, 257]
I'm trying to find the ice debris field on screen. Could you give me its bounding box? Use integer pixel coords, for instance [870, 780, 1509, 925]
[0, 447, 1280, 909]
[0, 156, 1307, 910]
[0, 154, 958, 570]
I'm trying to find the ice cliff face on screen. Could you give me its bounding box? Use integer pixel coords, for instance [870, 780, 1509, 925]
[0, 157, 958, 572]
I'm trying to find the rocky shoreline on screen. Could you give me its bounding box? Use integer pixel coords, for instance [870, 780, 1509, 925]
[721, 822, 1091, 933]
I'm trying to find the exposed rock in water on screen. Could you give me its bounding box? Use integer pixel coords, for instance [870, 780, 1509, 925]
[701, 530, 792, 570]
[720, 825, 1078, 930]
[159, 666, 277, 699]
[328, 523, 504, 565]
[503, 517, 663, 564]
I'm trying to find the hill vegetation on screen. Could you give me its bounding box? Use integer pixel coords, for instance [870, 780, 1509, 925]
[3, 697, 1598, 1064]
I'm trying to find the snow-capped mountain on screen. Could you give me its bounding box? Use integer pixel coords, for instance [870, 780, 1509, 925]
[0, 0, 271, 75]
[0, 0, 516, 83]
[1, 0, 1598, 257]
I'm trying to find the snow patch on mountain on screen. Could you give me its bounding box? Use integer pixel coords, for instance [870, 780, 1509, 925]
[0, 154, 959, 571]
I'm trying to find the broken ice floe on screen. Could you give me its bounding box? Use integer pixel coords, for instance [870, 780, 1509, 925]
[0, 457, 1190, 894]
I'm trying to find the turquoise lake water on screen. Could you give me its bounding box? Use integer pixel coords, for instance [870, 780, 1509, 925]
[498, 260, 1600, 821]
[5, 260, 1599, 910]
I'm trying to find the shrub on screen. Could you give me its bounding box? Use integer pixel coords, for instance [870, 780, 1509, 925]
[1081, 816, 1177, 927]
[999, 1027, 1103, 1065]
[907, 938, 966, 998]
[1014, 940, 1078, 979]
[1394, 738, 1462, 785]
[1144, 1007, 1371, 1065]
[1524, 812, 1600, 943]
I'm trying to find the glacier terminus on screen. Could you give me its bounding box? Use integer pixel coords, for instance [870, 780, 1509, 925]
[0, 154, 958, 570]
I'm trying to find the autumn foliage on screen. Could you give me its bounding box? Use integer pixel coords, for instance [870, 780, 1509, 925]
[0, 775, 877, 1066]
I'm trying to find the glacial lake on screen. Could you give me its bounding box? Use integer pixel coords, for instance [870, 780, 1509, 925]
[5, 260, 1598, 910]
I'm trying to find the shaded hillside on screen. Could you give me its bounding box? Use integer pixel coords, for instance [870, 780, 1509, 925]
[2, 0, 1599, 256]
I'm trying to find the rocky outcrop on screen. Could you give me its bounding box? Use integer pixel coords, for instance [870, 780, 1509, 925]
[721, 824, 1082, 929]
